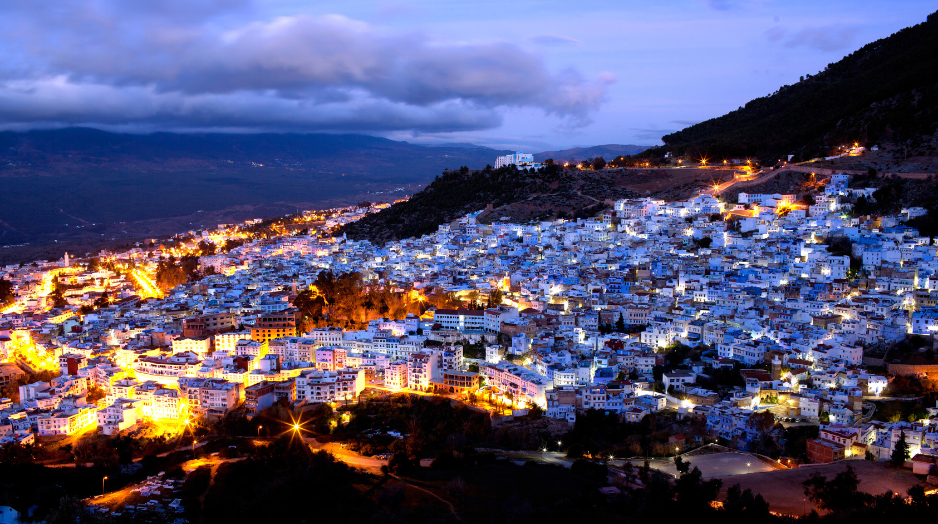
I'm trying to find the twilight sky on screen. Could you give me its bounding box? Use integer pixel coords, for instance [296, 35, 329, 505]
[0, 0, 933, 151]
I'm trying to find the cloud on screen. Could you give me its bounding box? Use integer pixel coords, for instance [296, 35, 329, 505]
[528, 35, 582, 46]
[0, 2, 611, 133]
[764, 24, 860, 52]
[0, 77, 504, 133]
[670, 120, 700, 126]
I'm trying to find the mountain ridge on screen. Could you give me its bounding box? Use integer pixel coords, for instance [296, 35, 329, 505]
[533, 144, 649, 162]
[657, 10, 938, 162]
[0, 128, 514, 248]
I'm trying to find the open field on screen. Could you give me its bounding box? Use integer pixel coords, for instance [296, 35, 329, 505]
[716, 460, 922, 517]
[624, 450, 778, 478]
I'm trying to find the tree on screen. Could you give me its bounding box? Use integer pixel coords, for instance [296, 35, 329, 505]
[892, 430, 910, 466]
[674, 455, 691, 474]
[803, 464, 870, 514]
[674, 466, 722, 512]
[49, 287, 68, 308]
[487, 289, 503, 308]
[591, 156, 607, 170]
[0, 278, 14, 306]
[93, 291, 110, 308]
[615, 313, 626, 333]
[198, 240, 217, 256]
[723, 484, 771, 519]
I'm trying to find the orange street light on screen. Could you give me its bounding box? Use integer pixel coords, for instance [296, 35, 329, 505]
[102, 476, 108, 494]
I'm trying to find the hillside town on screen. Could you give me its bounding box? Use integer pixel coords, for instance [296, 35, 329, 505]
[2, 170, 938, 474]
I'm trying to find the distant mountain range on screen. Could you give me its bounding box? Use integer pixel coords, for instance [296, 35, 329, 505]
[0, 128, 517, 249]
[533, 145, 649, 163]
[0, 128, 657, 252]
[659, 10, 938, 162]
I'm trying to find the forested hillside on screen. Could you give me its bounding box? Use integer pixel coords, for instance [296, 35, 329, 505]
[659, 11, 938, 162]
[335, 164, 640, 243]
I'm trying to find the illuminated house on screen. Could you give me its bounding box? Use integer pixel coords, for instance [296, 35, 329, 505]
[386, 361, 408, 390]
[132, 352, 202, 387]
[432, 308, 485, 332]
[178, 377, 242, 418]
[97, 399, 139, 435]
[295, 368, 364, 403]
[244, 378, 296, 417]
[171, 336, 212, 357]
[484, 361, 551, 408]
[214, 331, 252, 354]
[268, 337, 319, 363]
[431, 370, 480, 395]
[135, 381, 186, 420]
[37, 406, 96, 436]
[407, 351, 439, 392]
[251, 311, 297, 343]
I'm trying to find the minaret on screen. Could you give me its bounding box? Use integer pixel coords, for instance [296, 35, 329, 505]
[63, 252, 70, 267]
[771, 356, 782, 381]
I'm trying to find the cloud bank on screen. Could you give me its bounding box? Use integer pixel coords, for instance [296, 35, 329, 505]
[0, 1, 612, 133]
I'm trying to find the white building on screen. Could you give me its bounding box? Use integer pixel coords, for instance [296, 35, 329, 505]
[495, 151, 538, 169]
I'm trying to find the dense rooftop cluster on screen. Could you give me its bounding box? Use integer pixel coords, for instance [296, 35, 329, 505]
[2, 172, 938, 472]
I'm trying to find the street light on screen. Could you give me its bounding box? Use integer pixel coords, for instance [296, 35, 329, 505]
[102, 476, 108, 495]
[747, 462, 751, 473]
[257, 425, 262, 438]
[192, 440, 198, 458]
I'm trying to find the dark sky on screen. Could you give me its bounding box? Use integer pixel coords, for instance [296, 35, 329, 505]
[0, 0, 933, 150]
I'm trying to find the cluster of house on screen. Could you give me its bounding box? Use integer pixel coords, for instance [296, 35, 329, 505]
[2, 173, 938, 467]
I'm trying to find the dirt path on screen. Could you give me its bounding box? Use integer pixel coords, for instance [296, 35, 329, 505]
[391, 474, 461, 521]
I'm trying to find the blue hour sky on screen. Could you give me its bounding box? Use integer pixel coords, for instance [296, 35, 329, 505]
[0, 0, 933, 151]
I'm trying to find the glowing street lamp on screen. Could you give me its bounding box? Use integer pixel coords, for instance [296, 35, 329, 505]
[257, 425, 263, 438]
[102, 476, 108, 494]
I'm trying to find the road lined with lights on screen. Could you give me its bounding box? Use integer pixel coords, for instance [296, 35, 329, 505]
[130, 268, 163, 299]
